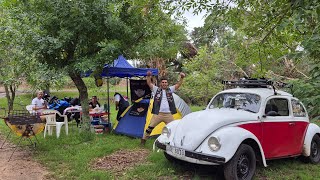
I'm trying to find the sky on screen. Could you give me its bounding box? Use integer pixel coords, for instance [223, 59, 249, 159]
[183, 10, 207, 32]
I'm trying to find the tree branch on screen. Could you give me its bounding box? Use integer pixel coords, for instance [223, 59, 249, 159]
[231, 62, 249, 78]
[267, 70, 297, 80]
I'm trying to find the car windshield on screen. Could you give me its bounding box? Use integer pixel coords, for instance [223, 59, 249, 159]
[208, 93, 261, 113]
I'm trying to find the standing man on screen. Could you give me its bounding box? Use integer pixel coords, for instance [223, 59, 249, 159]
[141, 71, 185, 145]
[114, 92, 129, 121]
[31, 90, 48, 114]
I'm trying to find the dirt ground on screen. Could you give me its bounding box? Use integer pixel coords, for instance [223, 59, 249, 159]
[0, 134, 49, 180]
[91, 149, 151, 176]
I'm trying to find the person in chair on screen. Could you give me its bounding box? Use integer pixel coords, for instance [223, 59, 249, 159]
[89, 96, 101, 109]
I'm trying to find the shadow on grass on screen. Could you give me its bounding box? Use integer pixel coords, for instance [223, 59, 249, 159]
[169, 160, 225, 180]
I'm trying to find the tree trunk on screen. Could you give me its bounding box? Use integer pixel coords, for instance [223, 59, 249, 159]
[4, 84, 16, 113]
[69, 72, 90, 131]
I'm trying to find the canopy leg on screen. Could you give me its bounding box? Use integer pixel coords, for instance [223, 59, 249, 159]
[126, 77, 129, 98]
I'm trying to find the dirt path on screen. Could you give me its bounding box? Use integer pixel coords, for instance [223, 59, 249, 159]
[0, 134, 49, 180]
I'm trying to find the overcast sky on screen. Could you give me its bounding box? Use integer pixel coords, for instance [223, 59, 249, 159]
[183, 9, 207, 32]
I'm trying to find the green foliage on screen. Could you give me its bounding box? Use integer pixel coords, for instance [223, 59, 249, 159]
[0, 5, 31, 110]
[180, 47, 223, 105]
[291, 63, 320, 120]
[1, 0, 188, 126]
[183, 0, 319, 116]
[109, 77, 121, 86]
[26, 62, 68, 91]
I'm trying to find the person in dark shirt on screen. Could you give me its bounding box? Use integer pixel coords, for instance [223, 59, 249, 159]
[114, 92, 129, 121]
[89, 96, 101, 109]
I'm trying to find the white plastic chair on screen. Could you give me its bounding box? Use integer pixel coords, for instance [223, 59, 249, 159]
[42, 109, 68, 138]
[26, 105, 36, 114]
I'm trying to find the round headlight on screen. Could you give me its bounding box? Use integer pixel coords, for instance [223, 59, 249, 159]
[208, 136, 221, 151]
[162, 127, 171, 138]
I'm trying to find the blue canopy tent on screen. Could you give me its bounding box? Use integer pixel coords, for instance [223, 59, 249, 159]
[100, 55, 158, 123]
[102, 55, 158, 77]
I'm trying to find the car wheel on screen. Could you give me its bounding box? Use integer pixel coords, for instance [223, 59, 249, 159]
[224, 144, 256, 180]
[308, 135, 320, 164]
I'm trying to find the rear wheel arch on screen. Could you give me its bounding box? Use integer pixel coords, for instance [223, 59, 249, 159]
[303, 124, 320, 157]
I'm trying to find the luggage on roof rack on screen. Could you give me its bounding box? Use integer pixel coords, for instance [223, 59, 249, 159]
[222, 78, 273, 88]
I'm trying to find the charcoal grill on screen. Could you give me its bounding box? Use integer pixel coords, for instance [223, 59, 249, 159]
[0, 109, 44, 161]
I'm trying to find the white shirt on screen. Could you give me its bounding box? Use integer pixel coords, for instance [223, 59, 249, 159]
[152, 85, 175, 113]
[31, 97, 45, 113]
[114, 94, 120, 102]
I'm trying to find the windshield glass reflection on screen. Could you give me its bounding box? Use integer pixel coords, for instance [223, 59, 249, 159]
[209, 93, 261, 113]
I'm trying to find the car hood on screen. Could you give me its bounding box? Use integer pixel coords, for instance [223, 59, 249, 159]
[171, 108, 259, 150]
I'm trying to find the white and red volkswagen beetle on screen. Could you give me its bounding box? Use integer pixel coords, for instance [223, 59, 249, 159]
[155, 79, 320, 180]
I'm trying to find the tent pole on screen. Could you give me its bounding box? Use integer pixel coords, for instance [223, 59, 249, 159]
[126, 77, 129, 98]
[107, 77, 110, 123]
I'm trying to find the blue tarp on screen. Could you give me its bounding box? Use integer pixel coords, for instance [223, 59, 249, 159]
[102, 55, 158, 77]
[105, 55, 134, 68]
[114, 99, 150, 138]
[83, 55, 158, 77]
[86, 55, 158, 77]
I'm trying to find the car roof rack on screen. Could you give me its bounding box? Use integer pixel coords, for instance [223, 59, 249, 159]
[222, 78, 294, 96]
[222, 78, 277, 95]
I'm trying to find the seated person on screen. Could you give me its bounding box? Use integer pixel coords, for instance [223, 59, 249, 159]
[89, 96, 101, 109]
[114, 92, 129, 121]
[31, 90, 48, 114]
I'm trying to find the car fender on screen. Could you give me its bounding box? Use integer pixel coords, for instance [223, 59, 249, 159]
[303, 123, 320, 156]
[198, 126, 267, 167]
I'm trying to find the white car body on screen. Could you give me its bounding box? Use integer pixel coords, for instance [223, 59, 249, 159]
[155, 87, 320, 169]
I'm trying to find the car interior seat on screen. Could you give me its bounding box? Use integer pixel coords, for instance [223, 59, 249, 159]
[265, 104, 279, 115]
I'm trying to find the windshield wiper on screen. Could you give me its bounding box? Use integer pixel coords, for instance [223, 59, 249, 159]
[236, 107, 256, 113]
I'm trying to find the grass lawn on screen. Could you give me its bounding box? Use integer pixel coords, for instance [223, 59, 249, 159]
[1, 91, 320, 179]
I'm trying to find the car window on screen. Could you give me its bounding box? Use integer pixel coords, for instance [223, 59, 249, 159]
[291, 99, 307, 117]
[265, 98, 289, 116]
[209, 93, 261, 113]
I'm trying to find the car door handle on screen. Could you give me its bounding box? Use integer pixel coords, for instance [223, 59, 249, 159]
[289, 122, 295, 126]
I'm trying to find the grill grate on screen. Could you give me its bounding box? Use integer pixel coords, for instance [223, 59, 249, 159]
[0, 109, 44, 161]
[6, 112, 42, 125]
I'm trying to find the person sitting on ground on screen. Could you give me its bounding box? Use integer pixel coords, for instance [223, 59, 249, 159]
[31, 90, 48, 114]
[114, 92, 130, 121]
[89, 96, 101, 109]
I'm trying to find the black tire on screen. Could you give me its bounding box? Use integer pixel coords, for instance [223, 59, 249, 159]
[224, 144, 256, 180]
[308, 135, 320, 164]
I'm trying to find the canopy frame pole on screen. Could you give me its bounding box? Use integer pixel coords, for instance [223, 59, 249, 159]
[107, 77, 110, 123]
[126, 77, 129, 98]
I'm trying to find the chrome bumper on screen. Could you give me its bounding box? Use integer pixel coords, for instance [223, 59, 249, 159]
[155, 140, 225, 164]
